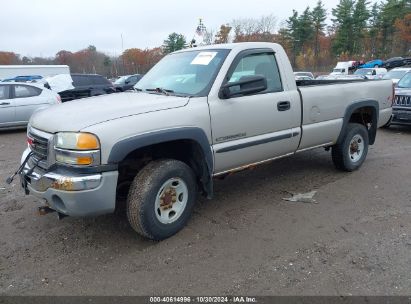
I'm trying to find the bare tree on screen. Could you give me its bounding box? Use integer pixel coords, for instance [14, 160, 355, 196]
[257, 14, 278, 34]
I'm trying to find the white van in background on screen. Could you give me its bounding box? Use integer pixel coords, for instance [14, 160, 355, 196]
[330, 61, 353, 75]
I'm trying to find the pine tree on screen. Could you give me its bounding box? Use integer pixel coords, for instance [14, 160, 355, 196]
[352, 0, 370, 55]
[332, 0, 355, 55]
[379, 0, 410, 55]
[162, 33, 187, 54]
[368, 2, 381, 57]
[312, 0, 327, 61]
[286, 10, 301, 66]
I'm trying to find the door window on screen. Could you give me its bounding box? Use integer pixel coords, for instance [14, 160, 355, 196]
[227, 52, 283, 94]
[92, 76, 110, 85]
[0, 85, 10, 100]
[72, 75, 92, 86]
[14, 85, 41, 98]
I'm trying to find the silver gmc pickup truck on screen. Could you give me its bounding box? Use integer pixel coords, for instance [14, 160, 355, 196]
[17, 43, 393, 240]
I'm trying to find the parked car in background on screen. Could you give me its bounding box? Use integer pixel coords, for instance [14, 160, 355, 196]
[59, 74, 115, 102]
[359, 59, 384, 68]
[316, 75, 330, 80]
[2, 75, 43, 83]
[383, 57, 407, 69]
[294, 72, 314, 79]
[295, 76, 314, 81]
[354, 68, 387, 79]
[0, 65, 69, 81]
[389, 72, 411, 126]
[114, 74, 143, 92]
[0, 82, 61, 130]
[382, 67, 411, 84]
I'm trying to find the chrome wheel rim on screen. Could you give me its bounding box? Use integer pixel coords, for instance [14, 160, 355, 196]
[155, 177, 188, 224]
[348, 134, 365, 163]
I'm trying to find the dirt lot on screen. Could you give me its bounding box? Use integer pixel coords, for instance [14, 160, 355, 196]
[0, 127, 410, 296]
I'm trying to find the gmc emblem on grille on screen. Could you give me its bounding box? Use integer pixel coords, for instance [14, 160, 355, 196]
[27, 136, 38, 150]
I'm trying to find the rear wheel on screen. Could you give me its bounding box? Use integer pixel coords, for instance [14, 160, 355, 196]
[126, 159, 197, 240]
[332, 123, 369, 172]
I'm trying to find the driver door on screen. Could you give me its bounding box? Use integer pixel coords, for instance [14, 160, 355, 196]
[209, 50, 301, 174]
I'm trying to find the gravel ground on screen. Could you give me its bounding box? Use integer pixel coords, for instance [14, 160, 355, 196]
[0, 127, 410, 296]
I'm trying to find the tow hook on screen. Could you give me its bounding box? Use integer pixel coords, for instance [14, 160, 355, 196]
[38, 206, 55, 216]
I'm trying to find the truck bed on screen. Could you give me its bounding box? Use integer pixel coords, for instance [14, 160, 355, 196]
[296, 79, 368, 86]
[296, 79, 393, 151]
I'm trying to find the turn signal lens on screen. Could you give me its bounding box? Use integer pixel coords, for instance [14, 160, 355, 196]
[76, 156, 93, 165]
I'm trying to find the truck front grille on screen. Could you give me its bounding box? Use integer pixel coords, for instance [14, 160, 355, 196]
[394, 95, 411, 107]
[28, 130, 49, 162]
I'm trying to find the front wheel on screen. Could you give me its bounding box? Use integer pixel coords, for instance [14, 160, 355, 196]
[332, 123, 369, 172]
[127, 159, 197, 240]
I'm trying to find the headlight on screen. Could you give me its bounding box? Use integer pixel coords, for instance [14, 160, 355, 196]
[54, 132, 100, 166]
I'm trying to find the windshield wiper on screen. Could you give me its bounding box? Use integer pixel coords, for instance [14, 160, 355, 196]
[145, 88, 175, 96]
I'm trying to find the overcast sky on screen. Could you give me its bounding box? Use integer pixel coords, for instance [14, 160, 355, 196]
[1, 0, 342, 57]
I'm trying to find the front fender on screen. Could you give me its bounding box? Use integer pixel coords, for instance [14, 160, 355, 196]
[107, 127, 214, 198]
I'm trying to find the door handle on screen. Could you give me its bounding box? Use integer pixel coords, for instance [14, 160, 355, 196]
[0, 102, 10, 105]
[277, 101, 291, 111]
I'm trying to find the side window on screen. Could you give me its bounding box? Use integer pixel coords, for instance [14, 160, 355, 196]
[227, 52, 283, 94]
[72, 75, 91, 86]
[0, 85, 10, 100]
[14, 85, 41, 98]
[93, 76, 109, 85]
[128, 76, 138, 84]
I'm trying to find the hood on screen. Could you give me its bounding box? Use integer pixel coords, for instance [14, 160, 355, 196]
[395, 87, 411, 95]
[30, 92, 189, 133]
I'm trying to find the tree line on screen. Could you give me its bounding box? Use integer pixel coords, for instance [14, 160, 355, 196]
[1, 0, 410, 75]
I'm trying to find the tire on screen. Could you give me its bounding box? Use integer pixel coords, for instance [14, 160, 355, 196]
[374, 64, 380, 68]
[126, 159, 197, 240]
[332, 123, 369, 172]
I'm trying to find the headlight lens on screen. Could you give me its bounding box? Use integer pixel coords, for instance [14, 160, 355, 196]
[56, 132, 100, 150]
[54, 132, 100, 166]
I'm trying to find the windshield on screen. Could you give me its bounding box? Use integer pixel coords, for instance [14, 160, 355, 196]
[114, 76, 128, 84]
[136, 49, 230, 96]
[355, 69, 373, 76]
[383, 70, 408, 80]
[397, 73, 411, 88]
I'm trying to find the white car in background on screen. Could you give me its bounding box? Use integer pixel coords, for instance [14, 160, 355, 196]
[0, 82, 61, 130]
[354, 68, 387, 79]
[383, 67, 411, 84]
[294, 71, 314, 79]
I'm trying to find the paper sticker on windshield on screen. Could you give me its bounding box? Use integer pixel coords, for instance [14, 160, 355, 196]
[191, 52, 217, 65]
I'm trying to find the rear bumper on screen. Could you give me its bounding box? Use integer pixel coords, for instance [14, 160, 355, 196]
[20, 149, 118, 217]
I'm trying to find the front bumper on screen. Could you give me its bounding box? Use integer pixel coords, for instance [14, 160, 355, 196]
[391, 107, 411, 125]
[20, 148, 119, 217]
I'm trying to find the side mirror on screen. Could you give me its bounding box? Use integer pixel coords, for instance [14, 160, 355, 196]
[125, 80, 130, 84]
[219, 75, 267, 99]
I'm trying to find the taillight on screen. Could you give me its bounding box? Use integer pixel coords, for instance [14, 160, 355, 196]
[391, 83, 395, 106]
[56, 95, 62, 103]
